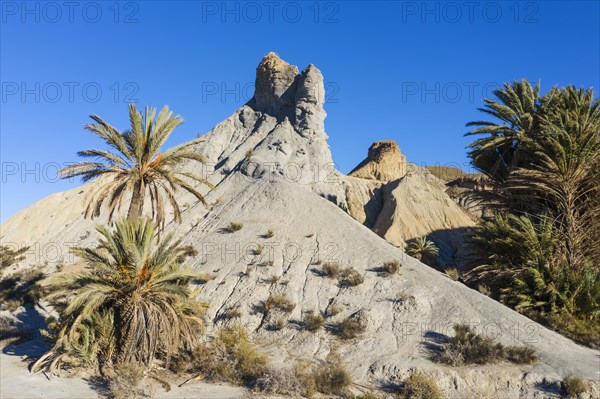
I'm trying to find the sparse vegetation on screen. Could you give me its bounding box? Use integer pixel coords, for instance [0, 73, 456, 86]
[264, 294, 296, 313]
[444, 267, 459, 281]
[105, 363, 149, 399]
[245, 148, 254, 158]
[268, 318, 286, 331]
[253, 366, 312, 397]
[183, 326, 269, 385]
[226, 222, 243, 233]
[303, 311, 325, 332]
[562, 376, 589, 398]
[335, 315, 367, 340]
[32, 218, 207, 374]
[399, 371, 442, 399]
[264, 229, 274, 238]
[478, 284, 491, 296]
[325, 304, 343, 318]
[0, 316, 30, 347]
[0, 268, 44, 311]
[265, 275, 280, 285]
[439, 324, 537, 366]
[252, 244, 263, 256]
[312, 358, 353, 395]
[382, 260, 401, 275]
[0, 245, 28, 274]
[321, 262, 341, 278]
[220, 306, 242, 321]
[340, 267, 364, 287]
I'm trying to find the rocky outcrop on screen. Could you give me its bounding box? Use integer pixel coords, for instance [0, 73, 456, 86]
[1, 53, 598, 399]
[349, 140, 407, 182]
[344, 141, 475, 265]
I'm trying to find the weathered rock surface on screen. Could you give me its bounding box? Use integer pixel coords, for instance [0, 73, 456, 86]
[344, 141, 475, 265]
[349, 140, 408, 182]
[1, 53, 598, 399]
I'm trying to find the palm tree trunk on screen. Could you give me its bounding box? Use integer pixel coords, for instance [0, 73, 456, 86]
[127, 180, 145, 220]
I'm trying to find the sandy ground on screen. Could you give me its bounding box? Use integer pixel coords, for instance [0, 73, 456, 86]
[0, 349, 256, 399]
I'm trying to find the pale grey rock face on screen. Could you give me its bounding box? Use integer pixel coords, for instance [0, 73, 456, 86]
[253, 52, 299, 116]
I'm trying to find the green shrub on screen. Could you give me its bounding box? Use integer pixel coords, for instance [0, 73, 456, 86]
[563, 376, 589, 398]
[399, 371, 441, 399]
[382, 260, 401, 275]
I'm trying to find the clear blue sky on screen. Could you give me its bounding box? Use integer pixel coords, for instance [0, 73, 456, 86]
[1, 1, 599, 223]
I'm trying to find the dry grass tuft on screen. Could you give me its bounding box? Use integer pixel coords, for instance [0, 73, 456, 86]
[382, 260, 401, 275]
[264, 294, 296, 313]
[439, 324, 537, 366]
[312, 360, 353, 395]
[303, 311, 325, 332]
[399, 371, 441, 399]
[325, 304, 343, 318]
[340, 268, 364, 287]
[106, 363, 150, 399]
[335, 315, 367, 340]
[321, 262, 341, 278]
[226, 222, 243, 233]
[185, 326, 269, 385]
[563, 376, 589, 398]
[444, 267, 460, 281]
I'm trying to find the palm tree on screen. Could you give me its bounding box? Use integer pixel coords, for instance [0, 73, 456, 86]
[32, 218, 207, 374]
[405, 237, 439, 262]
[508, 87, 600, 268]
[465, 80, 541, 184]
[60, 104, 213, 229]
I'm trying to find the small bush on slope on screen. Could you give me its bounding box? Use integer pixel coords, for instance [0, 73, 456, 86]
[340, 267, 364, 287]
[303, 311, 325, 332]
[312, 358, 353, 395]
[563, 376, 589, 398]
[226, 222, 244, 232]
[184, 325, 269, 386]
[382, 260, 401, 275]
[321, 262, 341, 278]
[335, 315, 367, 340]
[439, 324, 537, 366]
[399, 371, 441, 399]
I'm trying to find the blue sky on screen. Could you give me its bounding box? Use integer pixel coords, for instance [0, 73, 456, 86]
[1, 1, 599, 223]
